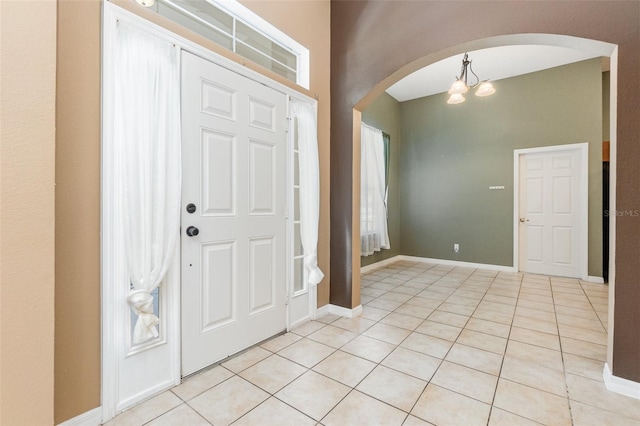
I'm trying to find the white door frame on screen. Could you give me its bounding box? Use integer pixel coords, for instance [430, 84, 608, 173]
[101, 2, 316, 422]
[512, 142, 589, 280]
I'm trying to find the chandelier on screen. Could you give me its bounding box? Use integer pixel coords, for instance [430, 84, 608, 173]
[447, 53, 496, 104]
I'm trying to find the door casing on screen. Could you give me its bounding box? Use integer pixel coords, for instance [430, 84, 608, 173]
[101, 2, 317, 422]
[513, 143, 589, 280]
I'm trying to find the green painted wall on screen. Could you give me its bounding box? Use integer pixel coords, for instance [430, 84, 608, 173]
[398, 59, 603, 276]
[361, 93, 402, 267]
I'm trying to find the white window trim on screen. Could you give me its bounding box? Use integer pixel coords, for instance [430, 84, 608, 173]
[209, 0, 310, 88]
[131, 0, 310, 87]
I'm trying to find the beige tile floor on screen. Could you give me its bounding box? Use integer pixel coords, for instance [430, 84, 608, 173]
[106, 261, 640, 426]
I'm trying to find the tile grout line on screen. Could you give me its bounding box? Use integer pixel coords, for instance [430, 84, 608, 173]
[550, 276, 578, 426]
[316, 271, 417, 426]
[577, 279, 609, 333]
[403, 267, 486, 423]
[485, 269, 524, 425]
[363, 263, 465, 422]
[364, 262, 440, 421]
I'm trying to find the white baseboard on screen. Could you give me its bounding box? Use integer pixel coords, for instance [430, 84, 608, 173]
[361, 255, 515, 274]
[57, 406, 102, 426]
[398, 255, 516, 273]
[363, 254, 602, 281]
[361, 255, 402, 273]
[315, 304, 330, 319]
[316, 304, 363, 319]
[604, 363, 640, 399]
[330, 304, 362, 318]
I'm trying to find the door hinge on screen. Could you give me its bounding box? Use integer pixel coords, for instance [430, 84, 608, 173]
[285, 294, 290, 306]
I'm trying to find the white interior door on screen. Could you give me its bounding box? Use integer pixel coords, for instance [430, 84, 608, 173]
[181, 51, 287, 375]
[518, 146, 585, 278]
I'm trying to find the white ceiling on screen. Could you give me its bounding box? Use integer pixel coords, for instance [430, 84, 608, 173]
[386, 45, 602, 102]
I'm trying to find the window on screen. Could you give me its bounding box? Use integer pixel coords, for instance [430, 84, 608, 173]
[150, 0, 309, 87]
[361, 123, 390, 256]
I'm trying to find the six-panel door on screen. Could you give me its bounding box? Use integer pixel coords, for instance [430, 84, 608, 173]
[519, 148, 583, 278]
[181, 51, 287, 375]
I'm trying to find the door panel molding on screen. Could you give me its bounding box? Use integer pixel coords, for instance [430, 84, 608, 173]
[513, 143, 589, 279]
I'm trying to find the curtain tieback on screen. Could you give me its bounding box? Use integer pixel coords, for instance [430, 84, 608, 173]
[304, 254, 324, 286]
[127, 289, 160, 344]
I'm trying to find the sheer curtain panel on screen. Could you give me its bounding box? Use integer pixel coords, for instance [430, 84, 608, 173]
[360, 124, 390, 256]
[291, 100, 324, 286]
[114, 23, 181, 344]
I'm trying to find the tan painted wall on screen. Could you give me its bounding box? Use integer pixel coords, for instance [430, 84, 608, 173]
[0, 1, 57, 425]
[55, 0, 102, 423]
[53, 0, 331, 422]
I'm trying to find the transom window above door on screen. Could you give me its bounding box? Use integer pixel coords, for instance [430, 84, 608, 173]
[147, 0, 310, 88]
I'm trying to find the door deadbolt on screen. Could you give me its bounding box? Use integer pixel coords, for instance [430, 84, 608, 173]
[186, 226, 199, 237]
[186, 203, 197, 214]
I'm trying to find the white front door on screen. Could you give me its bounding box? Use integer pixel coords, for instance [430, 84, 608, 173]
[181, 51, 287, 375]
[518, 146, 586, 278]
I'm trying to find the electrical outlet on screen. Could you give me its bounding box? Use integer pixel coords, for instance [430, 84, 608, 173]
[454, 243, 460, 253]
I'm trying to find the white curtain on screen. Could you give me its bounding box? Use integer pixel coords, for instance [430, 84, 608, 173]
[114, 23, 181, 344]
[291, 100, 324, 286]
[360, 123, 390, 256]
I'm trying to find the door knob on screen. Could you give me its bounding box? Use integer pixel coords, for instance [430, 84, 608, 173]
[186, 226, 199, 237]
[519, 218, 530, 223]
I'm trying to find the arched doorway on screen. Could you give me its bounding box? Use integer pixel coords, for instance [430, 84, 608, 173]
[350, 33, 618, 382]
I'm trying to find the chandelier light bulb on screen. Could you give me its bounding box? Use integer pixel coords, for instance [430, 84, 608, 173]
[475, 81, 496, 97]
[447, 93, 466, 105]
[448, 79, 468, 95]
